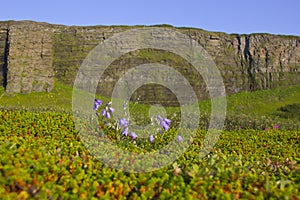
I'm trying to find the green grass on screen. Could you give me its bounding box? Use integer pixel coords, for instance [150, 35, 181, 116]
[274, 103, 300, 120]
[0, 82, 299, 125]
[198, 84, 300, 117]
[0, 82, 72, 112]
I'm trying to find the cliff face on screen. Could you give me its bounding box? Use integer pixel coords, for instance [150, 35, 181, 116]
[0, 21, 299, 104]
[0, 21, 54, 93]
[181, 29, 300, 92]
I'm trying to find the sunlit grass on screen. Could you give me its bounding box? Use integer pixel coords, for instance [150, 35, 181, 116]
[0, 82, 299, 123]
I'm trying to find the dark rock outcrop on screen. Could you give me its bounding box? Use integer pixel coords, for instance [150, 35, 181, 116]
[0, 21, 299, 104]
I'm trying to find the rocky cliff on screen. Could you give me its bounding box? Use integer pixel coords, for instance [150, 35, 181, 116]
[0, 21, 54, 93]
[0, 21, 299, 104]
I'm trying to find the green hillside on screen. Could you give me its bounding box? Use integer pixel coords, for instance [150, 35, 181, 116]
[0, 83, 299, 130]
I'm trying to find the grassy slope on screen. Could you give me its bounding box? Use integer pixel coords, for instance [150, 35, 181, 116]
[226, 84, 300, 116]
[0, 82, 299, 120]
[0, 82, 73, 112]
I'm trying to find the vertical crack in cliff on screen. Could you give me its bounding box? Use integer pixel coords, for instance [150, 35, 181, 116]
[236, 35, 247, 89]
[244, 35, 255, 91]
[265, 48, 270, 89]
[41, 32, 45, 59]
[3, 28, 9, 89]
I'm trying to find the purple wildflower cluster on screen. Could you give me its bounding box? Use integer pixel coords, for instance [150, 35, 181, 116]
[264, 124, 279, 131]
[94, 98, 182, 143]
[119, 117, 137, 140]
[93, 99, 114, 119]
[102, 102, 115, 119]
[93, 99, 102, 111]
[157, 115, 171, 131]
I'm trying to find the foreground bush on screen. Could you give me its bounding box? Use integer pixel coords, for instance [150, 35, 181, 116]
[0, 110, 299, 199]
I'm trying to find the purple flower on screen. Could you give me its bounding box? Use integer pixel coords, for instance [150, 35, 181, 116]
[161, 121, 170, 131]
[102, 109, 110, 119]
[164, 118, 171, 124]
[102, 109, 106, 116]
[177, 135, 183, 142]
[119, 118, 130, 136]
[119, 118, 129, 127]
[121, 127, 128, 136]
[101, 102, 114, 119]
[157, 115, 163, 121]
[131, 132, 137, 140]
[93, 99, 102, 110]
[109, 107, 115, 113]
[157, 115, 171, 131]
[273, 125, 279, 130]
[149, 135, 154, 142]
[106, 111, 111, 119]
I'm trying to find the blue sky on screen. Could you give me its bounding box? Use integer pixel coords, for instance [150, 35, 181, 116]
[1, 0, 299, 35]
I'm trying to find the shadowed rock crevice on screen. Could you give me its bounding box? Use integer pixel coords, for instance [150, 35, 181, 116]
[0, 26, 8, 89]
[3, 28, 9, 89]
[244, 36, 256, 91]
